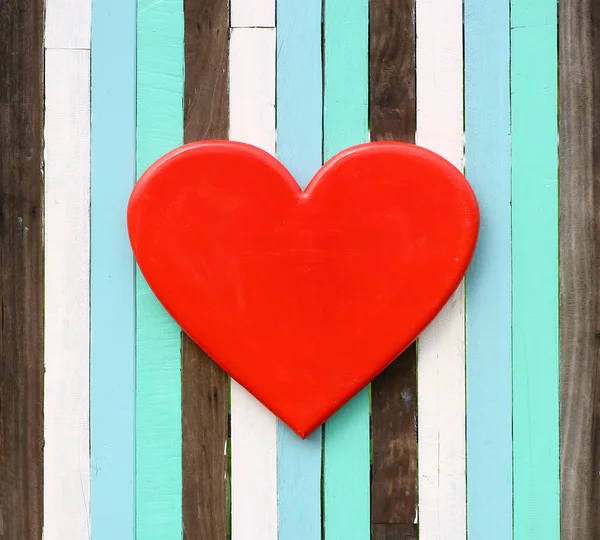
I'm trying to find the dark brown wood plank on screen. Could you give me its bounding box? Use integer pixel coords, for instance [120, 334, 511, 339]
[559, 0, 600, 538]
[372, 524, 417, 540]
[369, 0, 417, 531]
[182, 1, 230, 538]
[0, 0, 44, 538]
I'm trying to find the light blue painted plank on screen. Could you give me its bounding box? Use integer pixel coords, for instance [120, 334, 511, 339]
[136, 0, 184, 538]
[464, 0, 513, 538]
[322, 0, 369, 538]
[90, 0, 136, 537]
[276, 1, 323, 539]
[276, 0, 322, 187]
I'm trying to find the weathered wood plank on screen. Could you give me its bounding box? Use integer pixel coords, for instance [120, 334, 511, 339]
[371, 355, 417, 525]
[369, 0, 417, 530]
[0, 0, 44, 537]
[371, 524, 417, 540]
[182, 2, 229, 538]
[559, 0, 600, 538]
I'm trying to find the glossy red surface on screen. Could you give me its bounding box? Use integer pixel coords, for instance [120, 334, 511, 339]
[128, 141, 479, 437]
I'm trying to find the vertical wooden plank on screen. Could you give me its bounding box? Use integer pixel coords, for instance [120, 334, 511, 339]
[322, 0, 370, 538]
[182, 0, 229, 537]
[0, 0, 44, 537]
[464, 0, 512, 537]
[511, 0, 559, 537]
[369, 0, 417, 536]
[559, 0, 598, 539]
[372, 524, 418, 540]
[43, 48, 91, 539]
[415, 0, 466, 536]
[90, 0, 136, 535]
[137, 0, 184, 537]
[230, 0, 274, 28]
[229, 26, 278, 540]
[276, 1, 322, 539]
[45, 0, 91, 48]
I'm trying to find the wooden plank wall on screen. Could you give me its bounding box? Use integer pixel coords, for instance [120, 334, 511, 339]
[182, 0, 230, 538]
[559, 0, 600, 539]
[369, 1, 417, 539]
[5, 0, 599, 539]
[0, 1, 44, 538]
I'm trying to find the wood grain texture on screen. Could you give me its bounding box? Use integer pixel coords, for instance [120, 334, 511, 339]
[229, 27, 278, 540]
[43, 48, 91, 539]
[464, 0, 513, 536]
[0, 0, 44, 537]
[90, 0, 136, 535]
[182, 342, 229, 540]
[371, 524, 417, 540]
[371, 355, 417, 524]
[322, 1, 370, 538]
[137, 0, 184, 537]
[45, 0, 91, 48]
[511, 0, 559, 537]
[182, 1, 229, 539]
[559, 0, 600, 538]
[415, 0, 466, 536]
[275, 1, 323, 539]
[369, 0, 417, 530]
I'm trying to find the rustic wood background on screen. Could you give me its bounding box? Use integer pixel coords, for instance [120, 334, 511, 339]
[0, 0, 586, 538]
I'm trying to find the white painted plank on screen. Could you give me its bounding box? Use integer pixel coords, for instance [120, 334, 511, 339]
[230, 28, 276, 155]
[415, 0, 466, 537]
[229, 27, 278, 540]
[231, 0, 275, 28]
[43, 48, 91, 539]
[45, 0, 91, 49]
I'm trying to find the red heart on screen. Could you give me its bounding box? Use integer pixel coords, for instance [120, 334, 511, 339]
[128, 141, 479, 437]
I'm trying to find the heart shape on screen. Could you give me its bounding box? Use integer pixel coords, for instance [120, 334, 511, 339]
[128, 141, 479, 437]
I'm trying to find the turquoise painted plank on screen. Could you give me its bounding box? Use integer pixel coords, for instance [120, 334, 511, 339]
[511, 0, 559, 538]
[90, 0, 136, 537]
[136, 0, 184, 538]
[464, 0, 513, 538]
[324, 389, 370, 539]
[323, 2, 369, 537]
[276, 1, 323, 539]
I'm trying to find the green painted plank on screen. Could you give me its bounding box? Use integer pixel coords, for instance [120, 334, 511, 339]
[511, 0, 559, 538]
[136, 0, 184, 537]
[323, 1, 369, 535]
